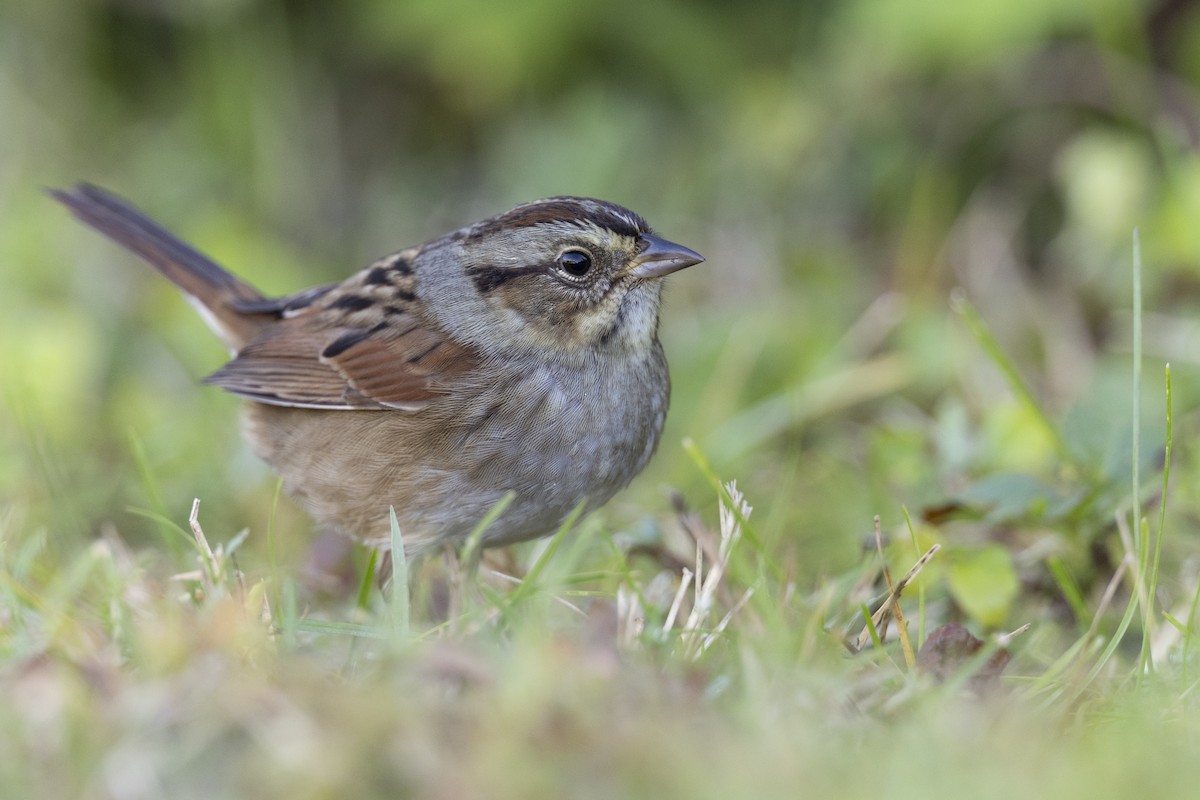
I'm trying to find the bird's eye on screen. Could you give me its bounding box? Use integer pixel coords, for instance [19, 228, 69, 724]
[557, 249, 593, 278]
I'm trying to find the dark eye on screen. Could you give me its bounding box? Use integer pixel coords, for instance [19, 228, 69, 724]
[557, 249, 593, 278]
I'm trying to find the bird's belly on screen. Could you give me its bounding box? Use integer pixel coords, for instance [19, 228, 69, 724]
[241, 356, 668, 553]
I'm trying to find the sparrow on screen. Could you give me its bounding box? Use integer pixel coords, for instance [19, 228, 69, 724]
[54, 185, 703, 554]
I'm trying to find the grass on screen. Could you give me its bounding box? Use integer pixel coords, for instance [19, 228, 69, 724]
[3, 230, 1198, 799]
[6, 2, 1200, 794]
[3, 467, 1200, 799]
[4, 334, 1199, 800]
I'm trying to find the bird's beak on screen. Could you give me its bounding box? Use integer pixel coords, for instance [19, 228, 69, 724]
[626, 234, 704, 280]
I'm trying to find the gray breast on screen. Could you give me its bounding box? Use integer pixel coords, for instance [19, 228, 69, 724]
[431, 347, 670, 546]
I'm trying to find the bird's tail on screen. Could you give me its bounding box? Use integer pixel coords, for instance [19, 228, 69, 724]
[52, 183, 270, 351]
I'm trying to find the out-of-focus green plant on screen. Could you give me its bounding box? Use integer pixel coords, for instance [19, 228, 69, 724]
[2, 0, 1198, 625]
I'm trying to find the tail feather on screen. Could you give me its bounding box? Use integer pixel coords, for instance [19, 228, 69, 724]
[52, 183, 269, 351]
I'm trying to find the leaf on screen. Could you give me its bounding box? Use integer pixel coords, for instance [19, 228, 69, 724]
[953, 472, 1075, 523]
[916, 623, 1011, 691]
[947, 546, 1019, 628]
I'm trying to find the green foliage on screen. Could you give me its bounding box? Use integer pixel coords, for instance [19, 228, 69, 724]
[4, 0, 1200, 797]
[947, 545, 1020, 627]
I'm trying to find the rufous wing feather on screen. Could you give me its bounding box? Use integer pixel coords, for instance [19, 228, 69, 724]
[204, 312, 479, 410]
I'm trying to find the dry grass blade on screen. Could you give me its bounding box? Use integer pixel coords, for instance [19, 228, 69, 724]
[998, 623, 1032, 647]
[697, 587, 755, 657]
[187, 498, 217, 595]
[617, 584, 644, 646]
[663, 567, 693, 633]
[855, 543, 941, 652]
[676, 481, 751, 659]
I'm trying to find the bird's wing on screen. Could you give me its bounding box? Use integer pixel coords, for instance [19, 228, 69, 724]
[204, 309, 479, 411]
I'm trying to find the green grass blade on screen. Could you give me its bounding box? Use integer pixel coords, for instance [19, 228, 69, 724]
[267, 478, 284, 578]
[504, 501, 585, 608]
[126, 429, 177, 552]
[1182, 565, 1200, 689]
[389, 507, 410, 642]
[1129, 229, 1150, 684]
[1078, 576, 1141, 696]
[1140, 364, 1172, 677]
[859, 603, 884, 652]
[279, 576, 299, 651]
[460, 491, 516, 571]
[682, 437, 776, 582]
[296, 618, 388, 640]
[123, 506, 194, 547]
[356, 548, 379, 612]
[950, 290, 1077, 472]
[1047, 556, 1090, 632]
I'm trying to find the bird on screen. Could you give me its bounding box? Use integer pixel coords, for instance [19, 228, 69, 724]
[53, 184, 703, 555]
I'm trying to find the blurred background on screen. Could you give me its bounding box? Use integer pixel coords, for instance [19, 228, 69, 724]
[2, 0, 1199, 606]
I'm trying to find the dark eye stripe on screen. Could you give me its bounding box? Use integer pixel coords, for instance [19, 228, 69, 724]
[468, 265, 540, 294]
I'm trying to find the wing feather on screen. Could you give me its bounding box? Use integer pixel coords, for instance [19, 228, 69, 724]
[204, 312, 476, 410]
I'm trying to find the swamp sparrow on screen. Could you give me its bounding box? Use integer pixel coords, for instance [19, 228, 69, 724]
[54, 185, 703, 554]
